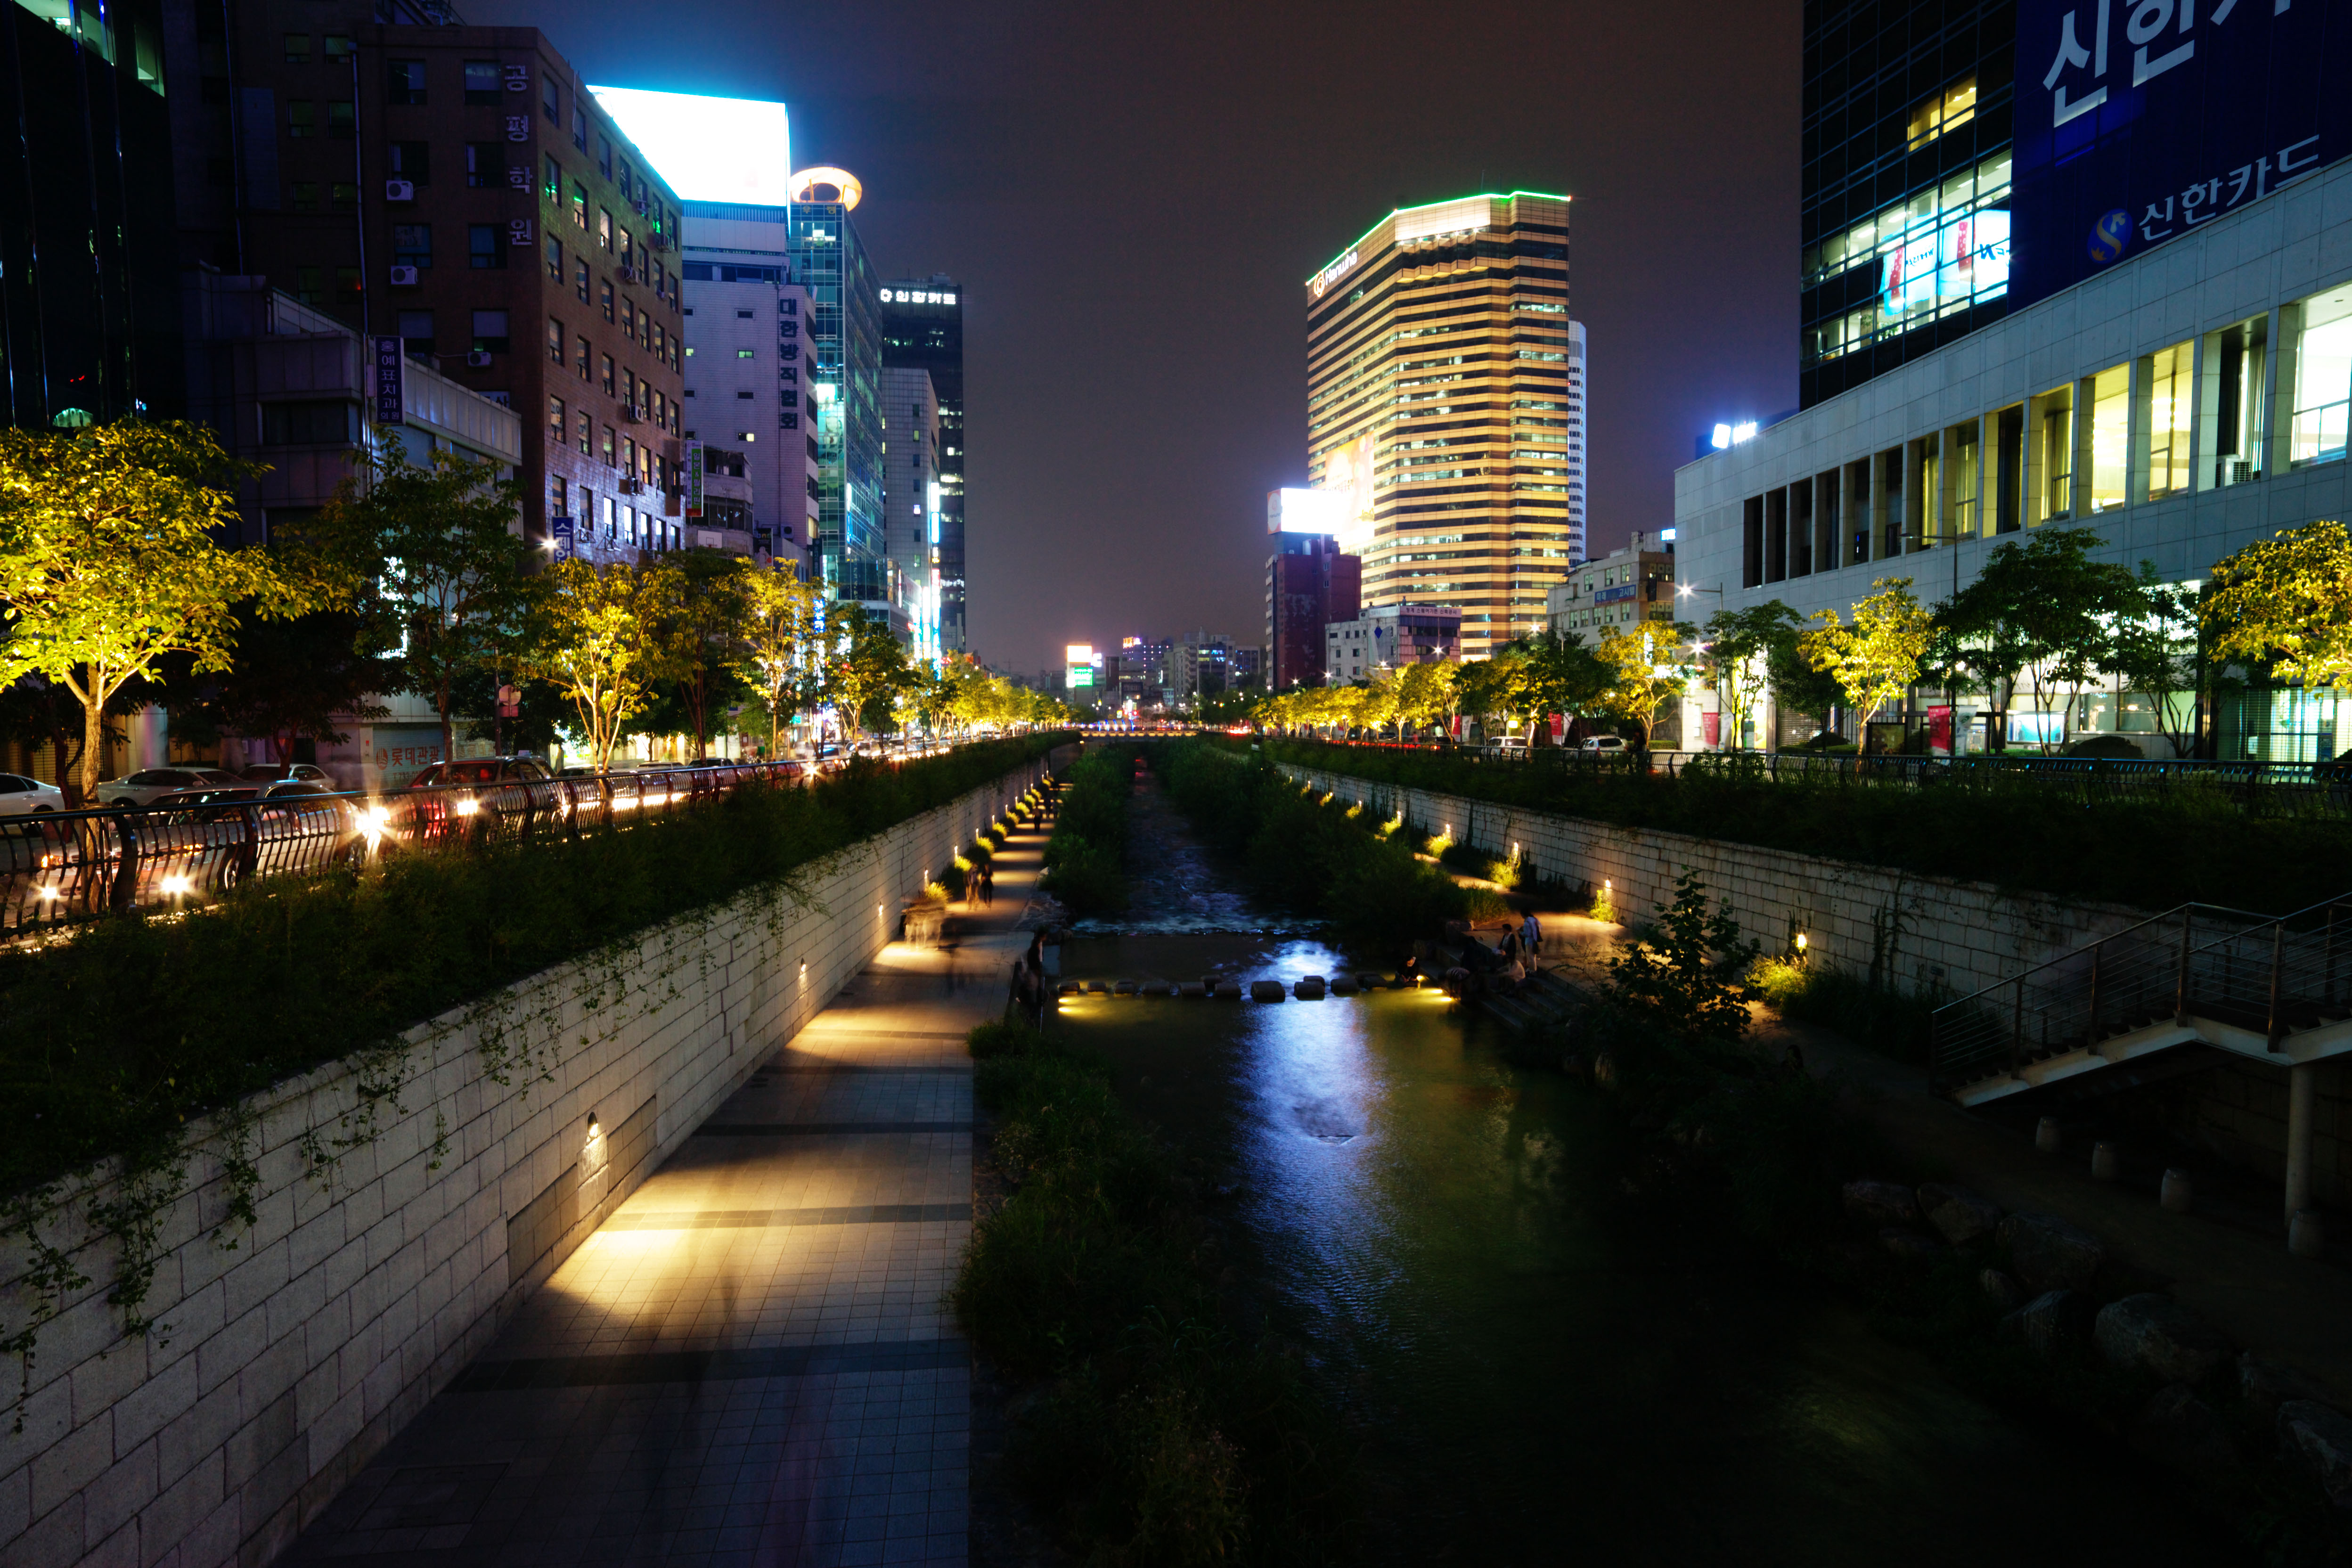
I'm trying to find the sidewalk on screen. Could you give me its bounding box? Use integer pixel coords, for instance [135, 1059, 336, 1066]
[280, 808, 1043, 1567]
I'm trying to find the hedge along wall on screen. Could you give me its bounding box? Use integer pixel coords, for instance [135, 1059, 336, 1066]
[0, 755, 1047, 1568]
[1277, 759, 2352, 1209]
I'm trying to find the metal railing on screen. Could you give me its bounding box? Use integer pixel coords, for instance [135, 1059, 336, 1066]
[0, 760, 817, 939]
[1927, 892, 2352, 1097]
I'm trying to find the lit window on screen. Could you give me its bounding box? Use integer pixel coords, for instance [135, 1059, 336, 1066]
[2143, 341, 2193, 500]
[1907, 74, 1978, 151]
[2291, 288, 2352, 467]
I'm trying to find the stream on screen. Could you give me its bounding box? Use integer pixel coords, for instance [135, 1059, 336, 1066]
[1044, 764, 2241, 1565]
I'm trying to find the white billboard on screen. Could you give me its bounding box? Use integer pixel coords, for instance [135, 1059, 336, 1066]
[588, 87, 793, 205]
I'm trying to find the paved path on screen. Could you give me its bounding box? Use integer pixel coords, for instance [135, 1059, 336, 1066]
[283, 803, 1051, 1568]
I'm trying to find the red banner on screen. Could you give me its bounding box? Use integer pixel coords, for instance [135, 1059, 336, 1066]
[1703, 710, 1722, 747]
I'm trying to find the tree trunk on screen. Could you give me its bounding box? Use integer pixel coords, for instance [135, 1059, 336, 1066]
[437, 681, 454, 767]
[49, 722, 81, 810]
[80, 694, 107, 802]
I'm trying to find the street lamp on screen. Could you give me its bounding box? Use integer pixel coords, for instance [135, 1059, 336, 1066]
[1676, 582, 1725, 612]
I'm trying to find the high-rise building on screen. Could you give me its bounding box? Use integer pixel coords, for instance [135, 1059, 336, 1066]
[2, 0, 180, 431]
[1305, 191, 1583, 660]
[1543, 531, 1676, 649]
[192, 17, 689, 551]
[880, 364, 941, 660]
[785, 169, 885, 607]
[1265, 532, 1360, 690]
[882, 278, 965, 651]
[1798, 1, 2016, 409]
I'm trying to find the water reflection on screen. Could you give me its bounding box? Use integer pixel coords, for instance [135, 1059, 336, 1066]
[1057, 933, 2238, 1566]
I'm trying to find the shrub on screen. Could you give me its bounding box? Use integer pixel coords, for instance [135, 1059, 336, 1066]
[1038, 746, 1133, 915]
[955, 1020, 1354, 1562]
[1749, 956, 1941, 1063]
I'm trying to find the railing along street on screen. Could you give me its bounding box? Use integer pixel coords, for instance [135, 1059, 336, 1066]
[0, 760, 814, 938]
[1927, 892, 2352, 1096]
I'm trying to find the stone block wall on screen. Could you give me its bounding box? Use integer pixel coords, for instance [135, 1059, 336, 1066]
[1279, 760, 2146, 1000]
[0, 759, 1045, 1568]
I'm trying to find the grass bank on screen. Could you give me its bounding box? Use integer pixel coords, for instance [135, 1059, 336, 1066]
[1038, 742, 1133, 915]
[0, 734, 1067, 1200]
[1260, 737, 2352, 915]
[1148, 738, 1504, 956]
[954, 1017, 1355, 1564]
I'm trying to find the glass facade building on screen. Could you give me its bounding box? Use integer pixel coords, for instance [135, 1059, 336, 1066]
[787, 199, 883, 597]
[1800, 0, 2017, 409]
[881, 277, 964, 652]
[0, 0, 181, 430]
[1305, 191, 1583, 662]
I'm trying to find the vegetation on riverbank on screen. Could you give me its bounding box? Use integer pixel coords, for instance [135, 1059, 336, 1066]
[0, 734, 1068, 1202]
[1579, 877, 2352, 1561]
[1039, 743, 1133, 913]
[1258, 736, 2352, 915]
[1147, 738, 1503, 953]
[955, 1017, 1355, 1565]
[1748, 956, 1940, 1064]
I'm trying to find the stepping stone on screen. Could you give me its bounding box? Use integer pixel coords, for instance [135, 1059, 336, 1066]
[1213, 980, 1243, 1000]
[1112, 980, 1138, 996]
[1178, 981, 1206, 998]
[1250, 980, 1287, 1003]
[1141, 979, 1173, 996]
[1329, 976, 1359, 996]
[1295, 976, 1328, 999]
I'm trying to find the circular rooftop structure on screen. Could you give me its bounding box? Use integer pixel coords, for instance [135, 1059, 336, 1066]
[788, 167, 863, 210]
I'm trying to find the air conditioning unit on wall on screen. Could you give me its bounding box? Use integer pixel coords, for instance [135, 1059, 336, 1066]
[466, 351, 493, 368]
[384, 179, 415, 202]
[388, 265, 419, 286]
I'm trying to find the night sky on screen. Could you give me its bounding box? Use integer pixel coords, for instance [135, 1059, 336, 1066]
[472, 0, 1800, 677]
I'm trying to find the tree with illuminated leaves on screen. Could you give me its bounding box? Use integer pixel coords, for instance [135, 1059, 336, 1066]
[1594, 620, 1699, 754]
[527, 557, 686, 775]
[1800, 577, 1934, 735]
[732, 558, 821, 756]
[0, 421, 312, 803]
[2203, 520, 2352, 694]
[822, 602, 915, 739]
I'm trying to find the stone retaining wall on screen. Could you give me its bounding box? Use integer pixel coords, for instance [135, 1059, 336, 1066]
[0, 758, 1045, 1568]
[1277, 759, 2352, 1212]
[1276, 760, 2142, 999]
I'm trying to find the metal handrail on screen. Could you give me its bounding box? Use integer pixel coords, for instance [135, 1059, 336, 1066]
[0, 758, 825, 938]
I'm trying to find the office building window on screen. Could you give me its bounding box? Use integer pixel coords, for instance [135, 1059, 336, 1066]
[597, 135, 611, 178]
[548, 396, 565, 445]
[2086, 364, 2130, 513]
[1907, 74, 1977, 151]
[290, 181, 318, 211]
[468, 224, 504, 269]
[572, 105, 586, 149]
[2291, 287, 2352, 467]
[322, 34, 351, 61]
[601, 425, 616, 464]
[398, 310, 433, 351]
[550, 475, 567, 519]
[330, 181, 356, 210]
[284, 33, 309, 63]
[600, 281, 614, 323]
[465, 143, 498, 188]
[327, 100, 352, 138]
[547, 317, 564, 365]
[261, 401, 358, 446]
[2144, 341, 2193, 500]
[575, 259, 589, 304]
[392, 224, 432, 268]
[472, 310, 510, 353]
[389, 140, 429, 183]
[576, 335, 590, 379]
[574, 408, 590, 455]
[542, 75, 559, 124]
[295, 266, 323, 306]
[2207, 317, 2268, 489]
[463, 62, 500, 105]
[600, 353, 614, 395]
[387, 60, 425, 105]
[543, 155, 559, 199]
[545, 237, 562, 281]
[287, 100, 314, 138]
[2031, 384, 2073, 524]
[598, 209, 612, 251]
[570, 180, 587, 229]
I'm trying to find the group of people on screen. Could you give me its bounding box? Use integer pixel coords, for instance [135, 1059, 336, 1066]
[1492, 912, 1544, 991]
[968, 861, 997, 906]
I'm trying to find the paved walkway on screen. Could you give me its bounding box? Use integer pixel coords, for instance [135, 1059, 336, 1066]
[283, 804, 1051, 1568]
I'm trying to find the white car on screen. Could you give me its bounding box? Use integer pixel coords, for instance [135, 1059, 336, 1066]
[1577, 735, 1630, 754]
[0, 773, 65, 816]
[97, 767, 245, 809]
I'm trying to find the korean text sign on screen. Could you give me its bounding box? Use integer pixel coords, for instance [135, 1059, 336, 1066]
[2010, 0, 2352, 309]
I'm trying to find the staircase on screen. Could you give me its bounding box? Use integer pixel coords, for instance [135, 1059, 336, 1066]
[1477, 968, 1587, 1034]
[1930, 893, 2352, 1106]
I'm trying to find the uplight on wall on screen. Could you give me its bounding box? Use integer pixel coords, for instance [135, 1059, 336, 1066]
[1710, 421, 1759, 449]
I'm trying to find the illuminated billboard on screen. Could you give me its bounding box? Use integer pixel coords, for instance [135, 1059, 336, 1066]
[1065, 644, 1098, 692]
[1266, 487, 1345, 536]
[1320, 433, 1376, 553]
[1881, 208, 2010, 318]
[588, 87, 793, 205]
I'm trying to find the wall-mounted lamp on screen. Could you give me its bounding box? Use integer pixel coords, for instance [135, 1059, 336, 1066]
[1794, 932, 1808, 952]
[586, 1112, 602, 1142]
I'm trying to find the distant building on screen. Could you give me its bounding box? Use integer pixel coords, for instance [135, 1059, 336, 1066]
[1266, 532, 1360, 690]
[784, 170, 886, 606]
[1323, 604, 1462, 684]
[882, 277, 965, 651]
[1546, 530, 1676, 648]
[676, 223, 819, 569]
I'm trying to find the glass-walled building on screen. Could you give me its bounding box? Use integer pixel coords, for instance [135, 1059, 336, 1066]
[1800, 0, 2016, 409]
[1305, 191, 1583, 661]
[786, 170, 884, 602]
[882, 277, 964, 652]
[0, 0, 181, 430]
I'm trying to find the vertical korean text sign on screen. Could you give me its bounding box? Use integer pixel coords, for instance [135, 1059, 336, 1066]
[2009, 0, 2352, 310]
[372, 336, 406, 426]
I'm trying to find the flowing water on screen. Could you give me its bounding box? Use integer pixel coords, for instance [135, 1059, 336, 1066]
[1043, 781, 2242, 1565]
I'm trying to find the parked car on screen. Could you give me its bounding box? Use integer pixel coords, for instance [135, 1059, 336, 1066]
[405, 757, 560, 835]
[1577, 735, 1630, 755]
[96, 767, 244, 809]
[1485, 737, 1528, 756]
[237, 762, 335, 785]
[0, 773, 65, 817]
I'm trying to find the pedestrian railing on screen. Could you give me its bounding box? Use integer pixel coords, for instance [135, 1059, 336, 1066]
[0, 760, 812, 939]
[1927, 892, 2352, 1098]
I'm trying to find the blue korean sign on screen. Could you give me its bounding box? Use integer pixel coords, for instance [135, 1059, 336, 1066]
[549, 515, 575, 560]
[371, 336, 405, 425]
[2010, 0, 2352, 310]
